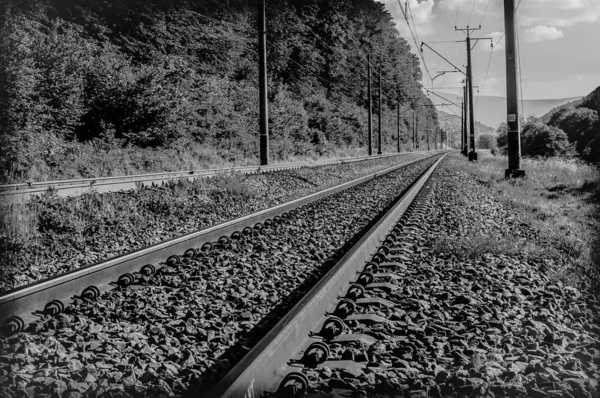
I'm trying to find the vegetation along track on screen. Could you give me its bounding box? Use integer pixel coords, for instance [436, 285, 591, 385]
[0, 154, 443, 397]
[0, 151, 434, 293]
[0, 152, 420, 200]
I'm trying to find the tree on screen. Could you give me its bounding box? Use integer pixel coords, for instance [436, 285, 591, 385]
[549, 107, 599, 163]
[496, 122, 508, 154]
[477, 134, 496, 150]
[520, 122, 574, 158]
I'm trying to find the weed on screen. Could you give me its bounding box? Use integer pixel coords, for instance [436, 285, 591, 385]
[447, 151, 600, 291]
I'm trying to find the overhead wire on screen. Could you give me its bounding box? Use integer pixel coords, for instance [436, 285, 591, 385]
[454, 0, 460, 26]
[479, 0, 492, 26]
[397, 0, 434, 87]
[476, 44, 493, 110]
[467, 0, 477, 26]
[515, 3, 525, 119]
[516, 0, 524, 11]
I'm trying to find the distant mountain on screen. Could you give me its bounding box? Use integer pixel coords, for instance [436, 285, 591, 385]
[430, 93, 583, 129]
[437, 110, 495, 135]
[537, 98, 583, 124]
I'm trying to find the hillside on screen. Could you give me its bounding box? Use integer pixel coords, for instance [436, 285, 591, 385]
[437, 109, 495, 135]
[545, 85, 600, 164]
[0, 0, 438, 184]
[431, 93, 582, 129]
[537, 98, 584, 124]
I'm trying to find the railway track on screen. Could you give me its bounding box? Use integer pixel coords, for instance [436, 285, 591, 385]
[0, 153, 443, 397]
[2, 153, 597, 398]
[0, 152, 436, 200]
[0, 153, 442, 333]
[206, 155, 445, 398]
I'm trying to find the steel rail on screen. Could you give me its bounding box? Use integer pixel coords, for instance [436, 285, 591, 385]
[0, 154, 441, 331]
[0, 152, 439, 200]
[206, 154, 446, 398]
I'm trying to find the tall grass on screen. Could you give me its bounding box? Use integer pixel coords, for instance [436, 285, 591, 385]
[446, 151, 600, 291]
[2, 139, 399, 185]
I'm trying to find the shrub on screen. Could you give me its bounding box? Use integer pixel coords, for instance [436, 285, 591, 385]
[549, 107, 600, 164]
[478, 134, 496, 150]
[520, 122, 575, 158]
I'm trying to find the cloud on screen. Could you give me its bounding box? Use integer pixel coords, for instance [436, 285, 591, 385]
[523, 25, 564, 42]
[378, 0, 436, 37]
[526, 0, 587, 10]
[518, 0, 600, 27]
[486, 31, 505, 52]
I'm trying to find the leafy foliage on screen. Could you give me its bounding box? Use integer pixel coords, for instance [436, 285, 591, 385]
[549, 105, 600, 164]
[477, 134, 496, 150]
[496, 121, 575, 159]
[0, 0, 437, 183]
[520, 123, 575, 158]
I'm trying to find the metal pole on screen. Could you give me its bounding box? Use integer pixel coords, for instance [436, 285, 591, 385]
[466, 36, 477, 161]
[413, 110, 416, 150]
[258, 0, 269, 165]
[427, 117, 430, 151]
[367, 54, 373, 156]
[446, 123, 449, 149]
[397, 99, 401, 152]
[460, 99, 465, 155]
[504, 0, 524, 177]
[463, 86, 468, 157]
[378, 66, 383, 155]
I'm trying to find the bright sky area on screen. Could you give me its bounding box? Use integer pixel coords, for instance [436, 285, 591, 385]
[377, 0, 600, 100]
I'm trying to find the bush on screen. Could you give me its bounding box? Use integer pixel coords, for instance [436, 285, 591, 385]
[520, 123, 575, 158]
[549, 107, 600, 164]
[478, 134, 496, 150]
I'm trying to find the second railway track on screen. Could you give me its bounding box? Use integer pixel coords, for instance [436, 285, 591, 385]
[0, 153, 443, 397]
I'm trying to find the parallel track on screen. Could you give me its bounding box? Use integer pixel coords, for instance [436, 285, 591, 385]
[0, 152, 437, 200]
[206, 155, 445, 398]
[0, 154, 442, 334]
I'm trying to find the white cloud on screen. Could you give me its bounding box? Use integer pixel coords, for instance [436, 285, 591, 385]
[526, 0, 587, 10]
[523, 25, 564, 42]
[518, 0, 600, 27]
[378, 0, 436, 37]
[486, 31, 505, 52]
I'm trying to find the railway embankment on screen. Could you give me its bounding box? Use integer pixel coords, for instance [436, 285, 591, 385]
[0, 153, 597, 398]
[299, 155, 599, 397]
[0, 153, 428, 293]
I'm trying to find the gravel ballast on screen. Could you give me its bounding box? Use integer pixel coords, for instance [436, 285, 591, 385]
[0, 156, 441, 397]
[301, 161, 599, 397]
[0, 152, 430, 293]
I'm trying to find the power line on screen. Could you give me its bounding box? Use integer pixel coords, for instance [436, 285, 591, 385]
[516, 0, 524, 11]
[397, 0, 434, 86]
[455, 0, 460, 27]
[476, 44, 494, 109]
[515, 10, 525, 118]
[479, 0, 493, 26]
[494, 32, 505, 48]
[467, 0, 477, 26]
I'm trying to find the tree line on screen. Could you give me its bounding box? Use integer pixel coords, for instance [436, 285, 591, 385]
[0, 0, 438, 183]
[477, 86, 600, 164]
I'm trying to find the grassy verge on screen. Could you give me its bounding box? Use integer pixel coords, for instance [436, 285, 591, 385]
[2, 137, 415, 184]
[443, 151, 600, 292]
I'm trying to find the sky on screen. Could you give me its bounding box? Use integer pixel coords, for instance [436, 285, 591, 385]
[376, 0, 600, 100]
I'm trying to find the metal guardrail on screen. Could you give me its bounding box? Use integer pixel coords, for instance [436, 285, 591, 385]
[0, 152, 440, 200]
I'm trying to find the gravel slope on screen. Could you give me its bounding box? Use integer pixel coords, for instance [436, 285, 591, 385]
[0, 152, 429, 293]
[302, 162, 600, 397]
[0, 156, 440, 398]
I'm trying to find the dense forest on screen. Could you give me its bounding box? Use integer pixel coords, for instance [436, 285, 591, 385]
[494, 86, 600, 163]
[0, 0, 438, 184]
